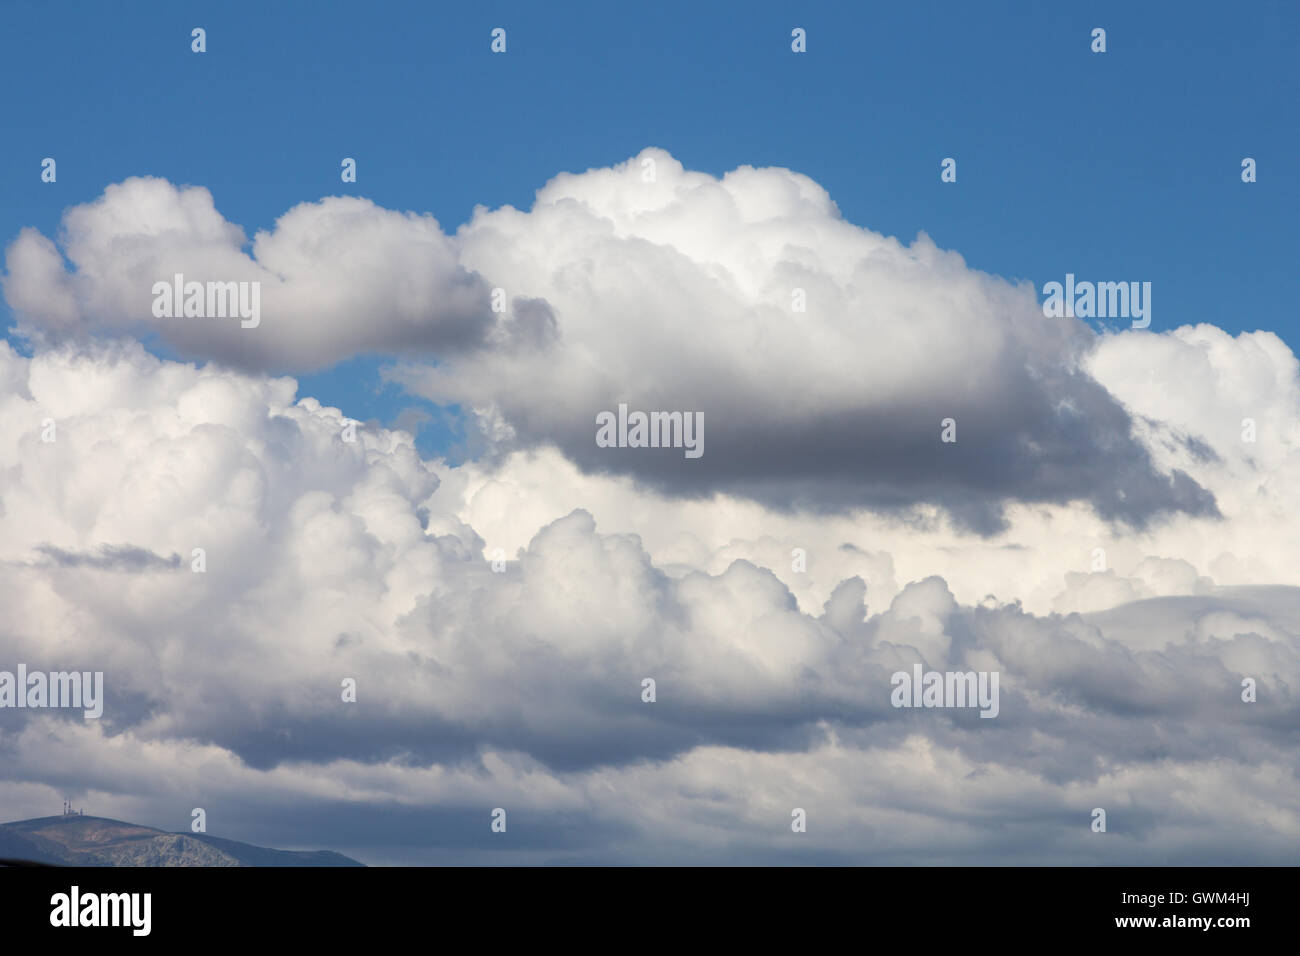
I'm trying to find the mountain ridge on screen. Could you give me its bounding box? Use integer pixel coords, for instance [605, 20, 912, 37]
[0, 814, 364, 867]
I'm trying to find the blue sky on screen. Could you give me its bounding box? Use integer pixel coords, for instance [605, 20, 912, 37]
[2, 0, 1296, 457]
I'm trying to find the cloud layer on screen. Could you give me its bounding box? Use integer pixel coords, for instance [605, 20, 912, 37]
[0, 343, 1295, 863]
[4, 152, 1221, 532]
[2, 153, 1298, 864]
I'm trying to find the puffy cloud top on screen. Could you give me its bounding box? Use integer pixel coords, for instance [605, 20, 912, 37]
[2, 151, 1219, 530]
